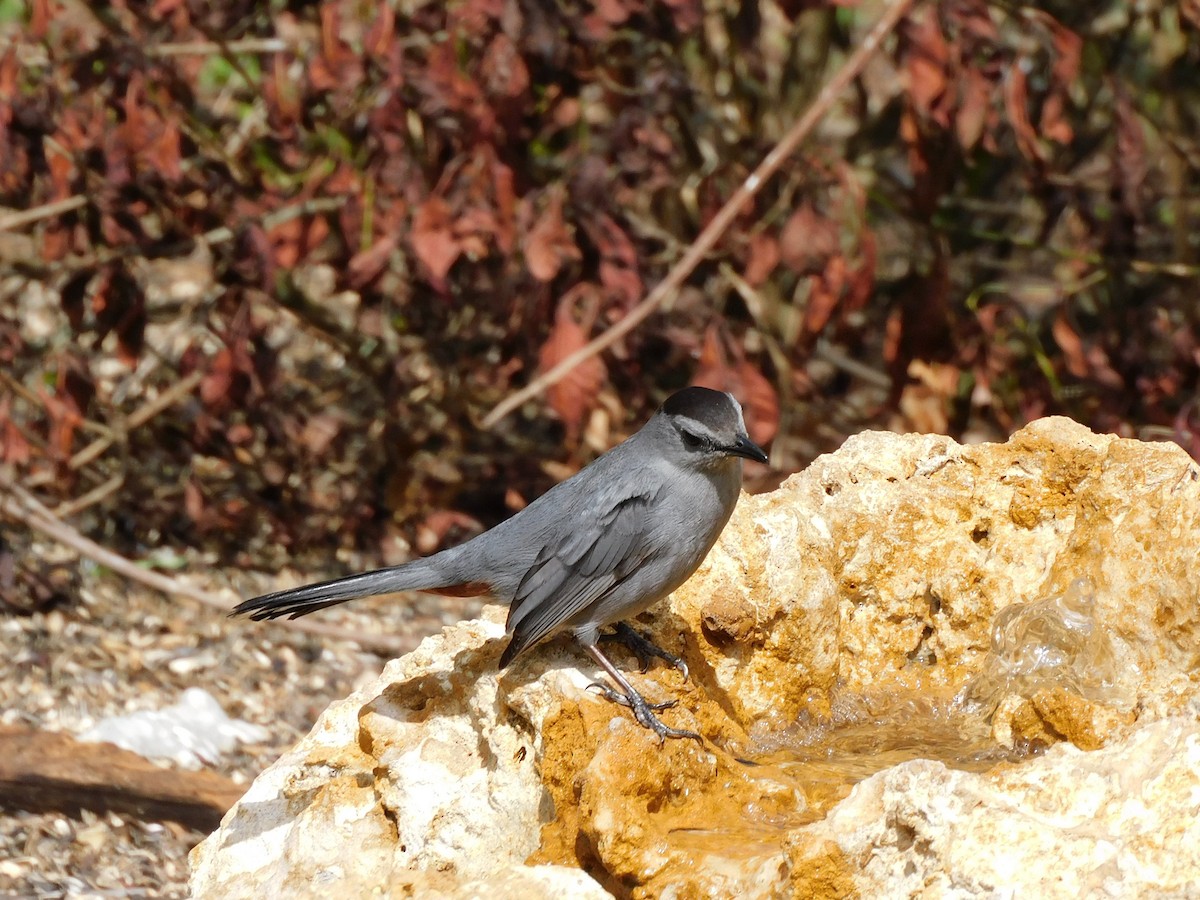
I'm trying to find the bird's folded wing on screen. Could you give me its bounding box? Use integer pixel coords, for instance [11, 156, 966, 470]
[500, 490, 655, 666]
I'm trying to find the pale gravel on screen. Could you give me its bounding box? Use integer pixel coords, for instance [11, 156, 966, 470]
[0, 547, 485, 898]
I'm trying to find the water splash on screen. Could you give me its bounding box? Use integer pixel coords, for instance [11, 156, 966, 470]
[960, 577, 1124, 716]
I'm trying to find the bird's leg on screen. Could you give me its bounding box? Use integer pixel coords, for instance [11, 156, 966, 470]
[582, 642, 702, 742]
[602, 622, 690, 681]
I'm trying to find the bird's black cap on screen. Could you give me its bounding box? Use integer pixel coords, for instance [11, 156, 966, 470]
[661, 386, 737, 428]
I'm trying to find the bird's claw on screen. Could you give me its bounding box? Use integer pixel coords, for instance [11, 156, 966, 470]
[586, 681, 675, 710]
[605, 623, 690, 681]
[585, 681, 701, 742]
[630, 698, 702, 742]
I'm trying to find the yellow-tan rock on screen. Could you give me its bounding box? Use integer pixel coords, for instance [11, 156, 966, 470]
[191, 419, 1200, 898]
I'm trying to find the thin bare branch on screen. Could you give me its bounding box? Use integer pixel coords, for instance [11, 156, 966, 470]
[0, 196, 88, 233]
[0, 477, 411, 656]
[25, 370, 207, 490]
[482, 0, 918, 429]
[145, 38, 289, 58]
[52, 474, 125, 519]
[197, 196, 348, 248]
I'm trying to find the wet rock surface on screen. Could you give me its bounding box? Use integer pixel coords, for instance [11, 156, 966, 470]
[191, 418, 1200, 897]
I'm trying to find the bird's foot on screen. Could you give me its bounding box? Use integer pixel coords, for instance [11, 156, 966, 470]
[604, 623, 690, 681]
[585, 681, 702, 742]
[586, 681, 675, 710]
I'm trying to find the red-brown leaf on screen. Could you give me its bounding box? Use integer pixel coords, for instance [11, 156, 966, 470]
[524, 189, 580, 282]
[844, 228, 877, 313]
[538, 286, 606, 442]
[201, 349, 235, 407]
[955, 66, 992, 150]
[904, 9, 950, 126]
[1051, 311, 1087, 378]
[744, 232, 780, 287]
[481, 33, 530, 101]
[410, 196, 460, 283]
[184, 479, 206, 527]
[1003, 66, 1042, 163]
[585, 216, 642, 309]
[365, 1, 396, 56]
[693, 324, 779, 447]
[0, 396, 30, 465]
[347, 233, 400, 290]
[780, 202, 838, 276]
[802, 255, 846, 337]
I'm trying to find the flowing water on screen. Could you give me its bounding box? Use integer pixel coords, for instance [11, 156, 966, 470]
[670, 578, 1126, 849]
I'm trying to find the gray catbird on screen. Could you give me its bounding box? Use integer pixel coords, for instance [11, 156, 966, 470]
[233, 386, 767, 739]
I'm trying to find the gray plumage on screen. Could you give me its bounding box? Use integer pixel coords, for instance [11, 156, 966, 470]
[234, 386, 767, 739]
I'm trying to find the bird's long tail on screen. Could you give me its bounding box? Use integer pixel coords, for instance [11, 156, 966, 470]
[232, 556, 465, 621]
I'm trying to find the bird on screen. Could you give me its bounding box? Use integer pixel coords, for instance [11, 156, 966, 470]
[233, 386, 768, 740]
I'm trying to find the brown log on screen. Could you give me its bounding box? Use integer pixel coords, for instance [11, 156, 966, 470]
[0, 725, 246, 831]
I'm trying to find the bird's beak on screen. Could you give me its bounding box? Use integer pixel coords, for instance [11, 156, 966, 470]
[728, 433, 769, 464]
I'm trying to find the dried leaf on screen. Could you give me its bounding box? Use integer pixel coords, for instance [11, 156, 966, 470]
[1051, 310, 1088, 378]
[184, 479, 207, 527]
[897, 360, 958, 434]
[148, 118, 182, 181]
[584, 216, 642, 309]
[844, 228, 877, 314]
[410, 196, 460, 284]
[1086, 343, 1125, 391]
[481, 33, 530, 102]
[1035, 15, 1081, 147]
[595, 0, 634, 23]
[1003, 66, 1042, 163]
[48, 353, 93, 460]
[300, 413, 343, 456]
[524, 189, 580, 282]
[662, 0, 702, 33]
[744, 232, 780, 287]
[415, 510, 484, 555]
[60, 269, 94, 331]
[365, 1, 396, 57]
[0, 397, 30, 466]
[265, 213, 331, 270]
[347, 233, 400, 290]
[200, 349, 235, 407]
[538, 286, 606, 442]
[419, 43, 492, 134]
[955, 66, 992, 150]
[780, 202, 838, 276]
[693, 324, 779, 447]
[29, 0, 51, 38]
[490, 155, 517, 255]
[802, 255, 847, 337]
[269, 54, 302, 126]
[904, 9, 950, 126]
[90, 265, 145, 367]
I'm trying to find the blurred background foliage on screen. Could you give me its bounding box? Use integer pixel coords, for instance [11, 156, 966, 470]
[1, 0, 1198, 577]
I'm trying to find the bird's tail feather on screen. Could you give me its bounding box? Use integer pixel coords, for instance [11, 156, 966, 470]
[232, 559, 449, 621]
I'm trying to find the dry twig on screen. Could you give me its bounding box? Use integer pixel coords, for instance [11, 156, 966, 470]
[0, 475, 412, 655]
[0, 196, 88, 233]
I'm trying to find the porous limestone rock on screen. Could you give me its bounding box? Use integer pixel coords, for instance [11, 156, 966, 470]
[191, 418, 1200, 898]
[789, 716, 1200, 899]
[188, 611, 622, 897]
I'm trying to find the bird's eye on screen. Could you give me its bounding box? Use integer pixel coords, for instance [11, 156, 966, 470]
[680, 430, 704, 450]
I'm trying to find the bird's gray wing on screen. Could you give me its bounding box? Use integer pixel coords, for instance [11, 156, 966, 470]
[499, 488, 656, 667]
